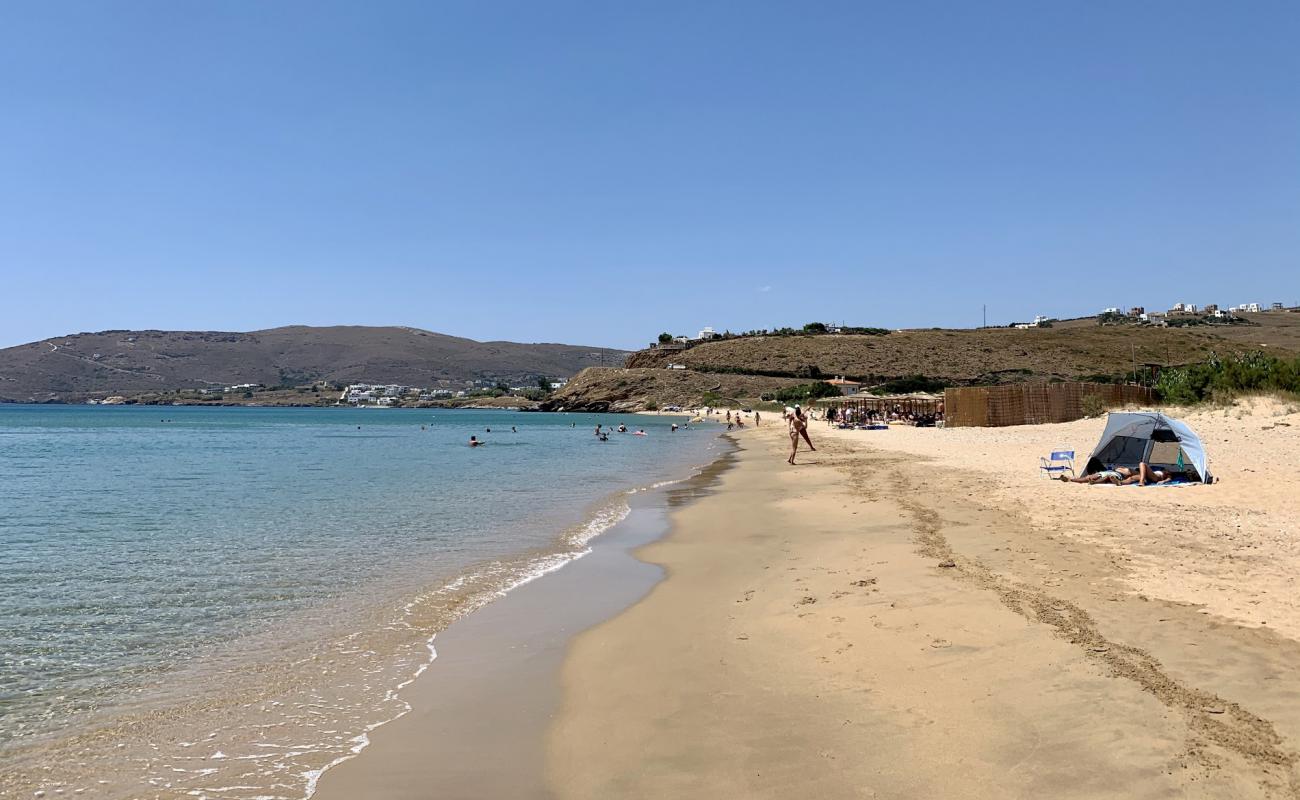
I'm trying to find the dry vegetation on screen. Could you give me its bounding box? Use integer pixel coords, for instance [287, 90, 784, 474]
[627, 313, 1300, 384]
[541, 368, 809, 412]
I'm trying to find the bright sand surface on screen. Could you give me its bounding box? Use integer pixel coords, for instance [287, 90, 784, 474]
[548, 399, 1300, 798]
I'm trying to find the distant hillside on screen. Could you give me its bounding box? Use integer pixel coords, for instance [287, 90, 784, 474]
[541, 368, 810, 413]
[0, 326, 626, 402]
[625, 314, 1300, 383]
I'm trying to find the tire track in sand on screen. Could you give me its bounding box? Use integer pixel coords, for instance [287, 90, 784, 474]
[878, 464, 1300, 798]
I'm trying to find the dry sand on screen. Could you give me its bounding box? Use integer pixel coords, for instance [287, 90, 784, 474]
[548, 400, 1300, 798]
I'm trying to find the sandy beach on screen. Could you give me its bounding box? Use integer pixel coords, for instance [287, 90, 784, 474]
[548, 400, 1300, 798]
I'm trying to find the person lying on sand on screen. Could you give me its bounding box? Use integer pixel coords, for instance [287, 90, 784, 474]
[1061, 463, 1176, 486]
[1134, 462, 1174, 485]
[1059, 466, 1136, 485]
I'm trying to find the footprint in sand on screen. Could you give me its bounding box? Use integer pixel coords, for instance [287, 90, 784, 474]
[796, 595, 817, 606]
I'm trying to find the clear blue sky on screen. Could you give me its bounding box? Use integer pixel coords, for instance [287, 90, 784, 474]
[3, 1, 1298, 350]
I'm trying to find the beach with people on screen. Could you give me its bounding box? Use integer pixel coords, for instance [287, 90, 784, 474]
[5, 0, 1298, 796]
[544, 398, 1300, 799]
[267, 397, 1300, 799]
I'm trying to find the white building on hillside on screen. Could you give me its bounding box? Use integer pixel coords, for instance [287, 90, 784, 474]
[698, 326, 719, 340]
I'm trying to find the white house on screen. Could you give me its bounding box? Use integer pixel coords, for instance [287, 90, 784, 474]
[1102, 307, 1121, 315]
[1241, 302, 1261, 313]
[698, 326, 719, 340]
[826, 376, 863, 395]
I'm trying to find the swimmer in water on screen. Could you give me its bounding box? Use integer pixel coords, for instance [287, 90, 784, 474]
[512, 426, 517, 433]
[469, 436, 483, 447]
[671, 423, 678, 432]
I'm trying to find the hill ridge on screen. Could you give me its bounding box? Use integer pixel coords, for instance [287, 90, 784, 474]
[0, 325, 626, 402]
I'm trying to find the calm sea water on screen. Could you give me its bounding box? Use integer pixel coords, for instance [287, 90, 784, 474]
[0, 404, 719, 798]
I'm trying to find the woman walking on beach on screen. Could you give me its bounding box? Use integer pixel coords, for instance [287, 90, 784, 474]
[786, 409, 808, 464]
[790, 405, 815, 452]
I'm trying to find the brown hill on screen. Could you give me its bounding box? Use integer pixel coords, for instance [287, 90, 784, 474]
[626, 314, 1300, 384]
[542, 368, 809, 413]
[0, 326, 626, 403]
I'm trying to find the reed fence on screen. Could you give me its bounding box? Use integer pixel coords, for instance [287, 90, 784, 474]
[943, 382, 1155, 428]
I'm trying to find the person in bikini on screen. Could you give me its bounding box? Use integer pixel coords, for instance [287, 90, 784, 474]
[1060, 466, 1136, 485]
[786, 407, 811, 464]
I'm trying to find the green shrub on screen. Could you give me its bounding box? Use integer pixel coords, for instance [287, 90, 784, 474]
[773, 381, 840, 403]
[1155, 351, 1300, 404]
[870, 375, 949, 395]
[1081, 394, 1108, 418]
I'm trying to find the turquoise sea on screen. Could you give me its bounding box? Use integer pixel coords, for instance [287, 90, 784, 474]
[0, 404, 719, 799]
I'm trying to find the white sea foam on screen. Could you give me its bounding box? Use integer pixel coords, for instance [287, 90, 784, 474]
[294, 489, 656, 797]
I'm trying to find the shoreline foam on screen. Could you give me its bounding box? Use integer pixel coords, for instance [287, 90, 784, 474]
[308, 441, 737, 800]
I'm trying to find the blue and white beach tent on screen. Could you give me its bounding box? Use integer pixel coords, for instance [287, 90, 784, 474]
[1082, 412, 1211, 483]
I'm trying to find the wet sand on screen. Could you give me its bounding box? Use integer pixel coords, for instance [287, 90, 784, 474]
[547, 413, 1300, 798]
[311, 451, 733, 799]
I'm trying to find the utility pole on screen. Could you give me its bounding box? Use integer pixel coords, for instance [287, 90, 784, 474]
[982, 304, 986, 329]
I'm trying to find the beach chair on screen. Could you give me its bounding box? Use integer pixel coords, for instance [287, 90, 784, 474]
[1039, 450, 1075, 479]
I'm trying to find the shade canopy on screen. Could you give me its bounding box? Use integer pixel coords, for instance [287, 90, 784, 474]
[1082, 412, 1211, 483]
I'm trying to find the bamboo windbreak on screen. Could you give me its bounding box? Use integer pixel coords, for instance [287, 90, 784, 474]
[944, 382, 1155, 428]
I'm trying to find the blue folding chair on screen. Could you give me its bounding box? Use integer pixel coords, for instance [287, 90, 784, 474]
[1039, 449, 1075, 479]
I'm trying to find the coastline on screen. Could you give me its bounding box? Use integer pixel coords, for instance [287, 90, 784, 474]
[308, 442, 736, 799]
[0, 407, 717, 800]
[546, 411, 1300, 798]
